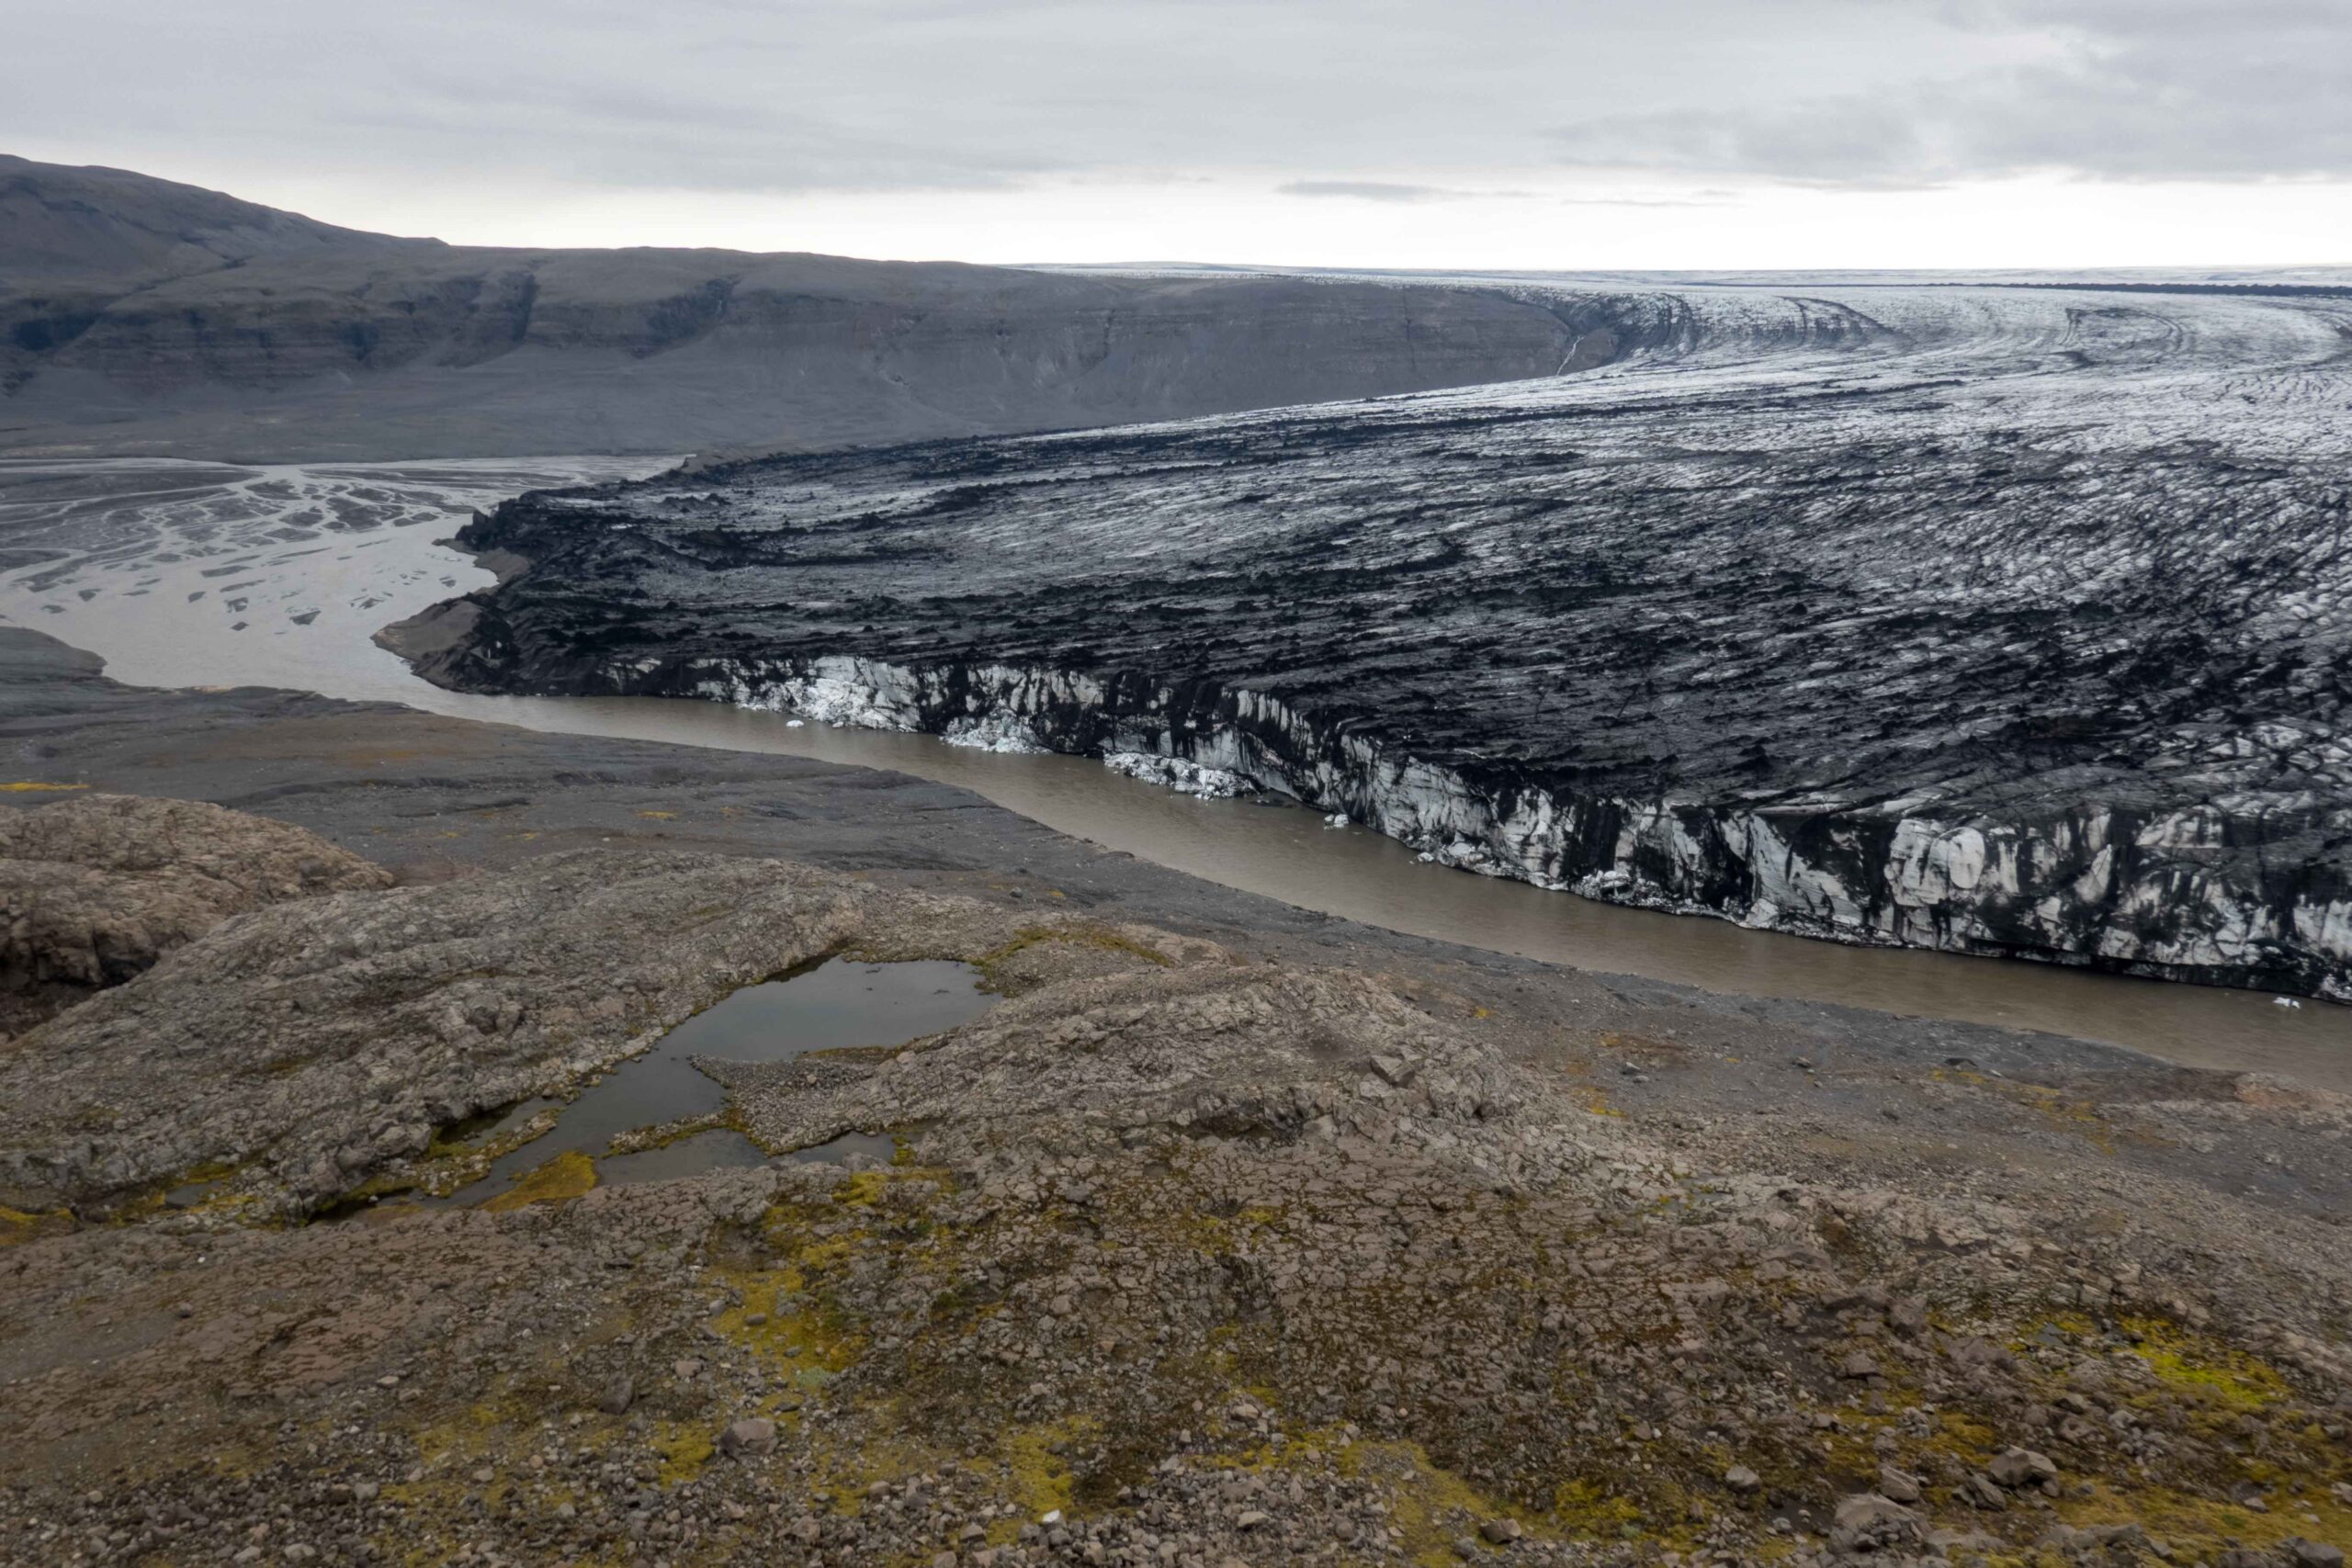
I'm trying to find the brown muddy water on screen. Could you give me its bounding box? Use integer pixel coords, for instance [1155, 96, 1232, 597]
[2, 457, 2345, 1088]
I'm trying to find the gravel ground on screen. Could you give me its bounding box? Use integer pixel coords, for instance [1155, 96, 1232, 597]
[1, 630, 2348, 1566]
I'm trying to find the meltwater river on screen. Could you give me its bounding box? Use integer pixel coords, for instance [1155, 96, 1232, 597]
[1, 457, 2343, 1086]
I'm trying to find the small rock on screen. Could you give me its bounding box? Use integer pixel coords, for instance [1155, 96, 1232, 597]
[1876, 1463, 1921, 1505]
[1724, 1465, 1761, 1494]
[1987, 1447, 2059, 1489]
[2289, 1542, 2345, 1568]
[1480, 1517, 1524, 1543]
[598, 1373, 635, 1416]
[721, 1417, 777, 1457]
[1831, 1493, 1924, 1551]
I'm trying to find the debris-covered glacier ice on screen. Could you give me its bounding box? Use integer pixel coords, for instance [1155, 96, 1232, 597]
[403, 278, 2352, 999]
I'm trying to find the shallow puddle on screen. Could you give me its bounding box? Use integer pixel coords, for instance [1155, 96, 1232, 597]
[415, 957, 989, 1207]
[594, 1126, 769, 1185]
[164, 1175, 233, 1210]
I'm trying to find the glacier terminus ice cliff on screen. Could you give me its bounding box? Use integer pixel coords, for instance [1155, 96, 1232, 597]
[391, 278, 2352, 1000]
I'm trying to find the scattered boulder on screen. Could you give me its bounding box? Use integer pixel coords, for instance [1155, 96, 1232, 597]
[720, 1417, 776, 1458]
[1877, 1462, 1922, 1504]
[1987, 1447, 2059, 1491]
[1829, 1493, 1926, 1552]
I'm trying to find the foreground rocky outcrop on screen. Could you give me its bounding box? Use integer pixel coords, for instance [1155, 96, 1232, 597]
[0, 792, 389, 1037]
[1, 798, 2348, 1566]
[0, 845, 1011, 1215]
[396, 281, 2352, 999]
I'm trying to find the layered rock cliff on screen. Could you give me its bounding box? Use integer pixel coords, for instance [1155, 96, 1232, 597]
[1, 156, 1593, 460]
[394, 280, 2352, 999]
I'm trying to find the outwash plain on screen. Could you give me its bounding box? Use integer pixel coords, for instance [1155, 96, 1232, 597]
[1, 157, 2349, 1568]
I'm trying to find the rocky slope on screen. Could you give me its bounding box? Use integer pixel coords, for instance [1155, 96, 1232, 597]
[0, 152, 418, 290]
[395, 282, 2352, 1001]
[0, 156, 1593, 461]
[0, 846, 1002, 1216]
[2, 797, 2349, 1566]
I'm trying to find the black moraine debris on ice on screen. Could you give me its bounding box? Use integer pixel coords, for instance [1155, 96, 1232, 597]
[390, 282, 2352, 999]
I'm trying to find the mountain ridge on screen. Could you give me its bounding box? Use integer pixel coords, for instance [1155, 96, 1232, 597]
[0, 156, 1589, 461]
[0, 152, 430, 288]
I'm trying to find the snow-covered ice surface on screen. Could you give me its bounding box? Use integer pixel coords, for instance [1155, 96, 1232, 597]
[409, 281, 2352, 998]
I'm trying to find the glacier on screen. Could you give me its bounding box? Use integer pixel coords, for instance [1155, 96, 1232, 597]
[390, 278, 2352, 1000]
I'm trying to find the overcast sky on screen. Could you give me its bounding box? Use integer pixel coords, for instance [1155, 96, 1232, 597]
[7, 0, 2346, 268]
